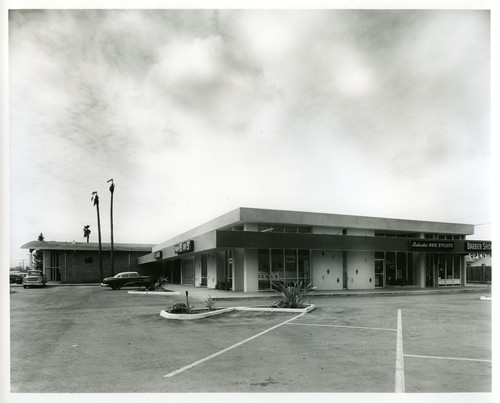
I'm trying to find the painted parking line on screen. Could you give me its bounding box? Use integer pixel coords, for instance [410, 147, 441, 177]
[395, 309, 405, 393]
[404, 354, 492, 363]
[287, 323, 396, 332]
[163, 312, 307, 378]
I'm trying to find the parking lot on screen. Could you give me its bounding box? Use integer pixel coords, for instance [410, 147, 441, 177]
[9, 284, 491, 393]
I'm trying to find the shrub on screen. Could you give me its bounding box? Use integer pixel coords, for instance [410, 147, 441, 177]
[168, 291, 193, 314]
[271, 281, 314, 308]
[215, 281, 232, 290]
[168, 303, 190, 314]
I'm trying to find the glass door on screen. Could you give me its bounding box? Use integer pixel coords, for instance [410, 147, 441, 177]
[374, 259, 384, 287]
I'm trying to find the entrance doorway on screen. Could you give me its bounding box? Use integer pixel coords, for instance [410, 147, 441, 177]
[374, 259, 384, 287]
[201, 255, 207, 287]
[342, 252, 348, 289]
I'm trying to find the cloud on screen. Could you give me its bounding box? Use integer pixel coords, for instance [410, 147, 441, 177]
[8, 9, 491, 262]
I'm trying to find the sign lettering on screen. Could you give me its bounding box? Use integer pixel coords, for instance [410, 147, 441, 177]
[468, 252, 488, 260]
[174, 240, 194, 254]
[409, 240, 455, 251]
[465, 241, 491, 252]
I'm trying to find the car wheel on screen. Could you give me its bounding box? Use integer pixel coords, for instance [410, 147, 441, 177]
[23, 285, 27, 289]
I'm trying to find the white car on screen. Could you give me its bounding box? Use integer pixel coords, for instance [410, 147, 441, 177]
[22, 270, 47, 288]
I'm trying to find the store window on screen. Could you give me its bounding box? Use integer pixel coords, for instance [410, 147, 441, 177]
[271, 249, 283, 286]
[453, 255, 461, 284]
[438, 254, 446, 285]
[298, 250, 310, 284]
[259, 249, 310, 290]
[386, 252, 396, 285]
[396, 252, 406, 285]
[446, 254, 453, 284]
[258, 249, 270, 291]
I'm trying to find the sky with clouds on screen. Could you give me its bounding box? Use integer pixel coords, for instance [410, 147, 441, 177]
[7, 8, 491, 263]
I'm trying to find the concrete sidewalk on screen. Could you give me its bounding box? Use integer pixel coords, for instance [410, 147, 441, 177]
[40, 281, 491, 300]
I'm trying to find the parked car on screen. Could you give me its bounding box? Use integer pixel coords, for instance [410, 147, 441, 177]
[10, 271, 25, 284]
[101, 272, 156, 290]
[23, 270, 47, 288]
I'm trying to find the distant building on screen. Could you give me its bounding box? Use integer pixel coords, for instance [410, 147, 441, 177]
[466, 254, 492, 283]
[21, 241, 155, 283]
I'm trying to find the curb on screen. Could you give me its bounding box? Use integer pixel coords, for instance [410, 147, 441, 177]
[159, 304, 316, 320]
[160, 307, 235, 320]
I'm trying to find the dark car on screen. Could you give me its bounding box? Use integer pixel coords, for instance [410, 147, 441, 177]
[101, 271, 156, 290]
[10, 271, 25, 284]
[22, 270, 47, 288]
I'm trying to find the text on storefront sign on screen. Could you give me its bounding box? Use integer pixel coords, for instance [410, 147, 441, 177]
[174, 240, 194, 254]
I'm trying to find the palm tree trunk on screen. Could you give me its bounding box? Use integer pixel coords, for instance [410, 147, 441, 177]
[96, 202, 103, 280]
[110, 190, 114, 276]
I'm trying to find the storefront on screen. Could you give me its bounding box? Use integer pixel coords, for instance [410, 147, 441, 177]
[137, 207, 492, 292]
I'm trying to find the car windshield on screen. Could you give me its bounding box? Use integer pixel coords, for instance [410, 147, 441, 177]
[28, 271, 41, 276]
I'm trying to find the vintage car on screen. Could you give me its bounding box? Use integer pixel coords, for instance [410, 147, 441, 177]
[101, 271, 156, 290]
[22, 270, 47, 288]
[10, 271, 25, 284]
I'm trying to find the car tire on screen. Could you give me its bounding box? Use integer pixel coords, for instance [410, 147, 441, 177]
[23, 285, 27, 289]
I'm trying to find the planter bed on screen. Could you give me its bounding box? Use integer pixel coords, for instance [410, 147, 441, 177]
[159, 304, 315, 320]
[160, 307, 235, 320]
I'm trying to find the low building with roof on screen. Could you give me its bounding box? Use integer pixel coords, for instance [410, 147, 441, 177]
[21, 241, 155, 283]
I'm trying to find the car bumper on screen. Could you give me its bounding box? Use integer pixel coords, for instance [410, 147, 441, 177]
[23, 282, 45, 286]
[100, 283, 110, 287]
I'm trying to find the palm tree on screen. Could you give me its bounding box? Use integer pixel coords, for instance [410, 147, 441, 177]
[107, 179, 115, 276]
[91, 191, 103, 280]
[83, 225, 91, 243]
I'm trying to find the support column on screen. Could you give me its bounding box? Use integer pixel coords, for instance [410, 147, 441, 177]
[244, 249, 258, 292]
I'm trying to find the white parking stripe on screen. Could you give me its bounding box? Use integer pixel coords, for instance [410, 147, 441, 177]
[163, 312, 307, 378]
[395, 309, 405, 393]
[404, 354, 492, 363]
[287, 323, 396, 332]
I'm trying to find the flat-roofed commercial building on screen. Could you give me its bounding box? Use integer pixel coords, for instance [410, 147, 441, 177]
[21, 241, 155, 283]
[138, 207, 492, 292]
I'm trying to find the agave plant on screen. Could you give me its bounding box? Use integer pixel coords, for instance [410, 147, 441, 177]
[272, 281, 314, 308]
[154, 277, 169, 291]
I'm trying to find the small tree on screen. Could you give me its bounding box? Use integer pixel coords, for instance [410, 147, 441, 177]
[33, 233, 45, 271]
[83, 225, 91, 243]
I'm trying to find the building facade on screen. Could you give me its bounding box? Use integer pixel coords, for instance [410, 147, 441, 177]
[137, 207, 492, 292]
[21, 241, 155, 283]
